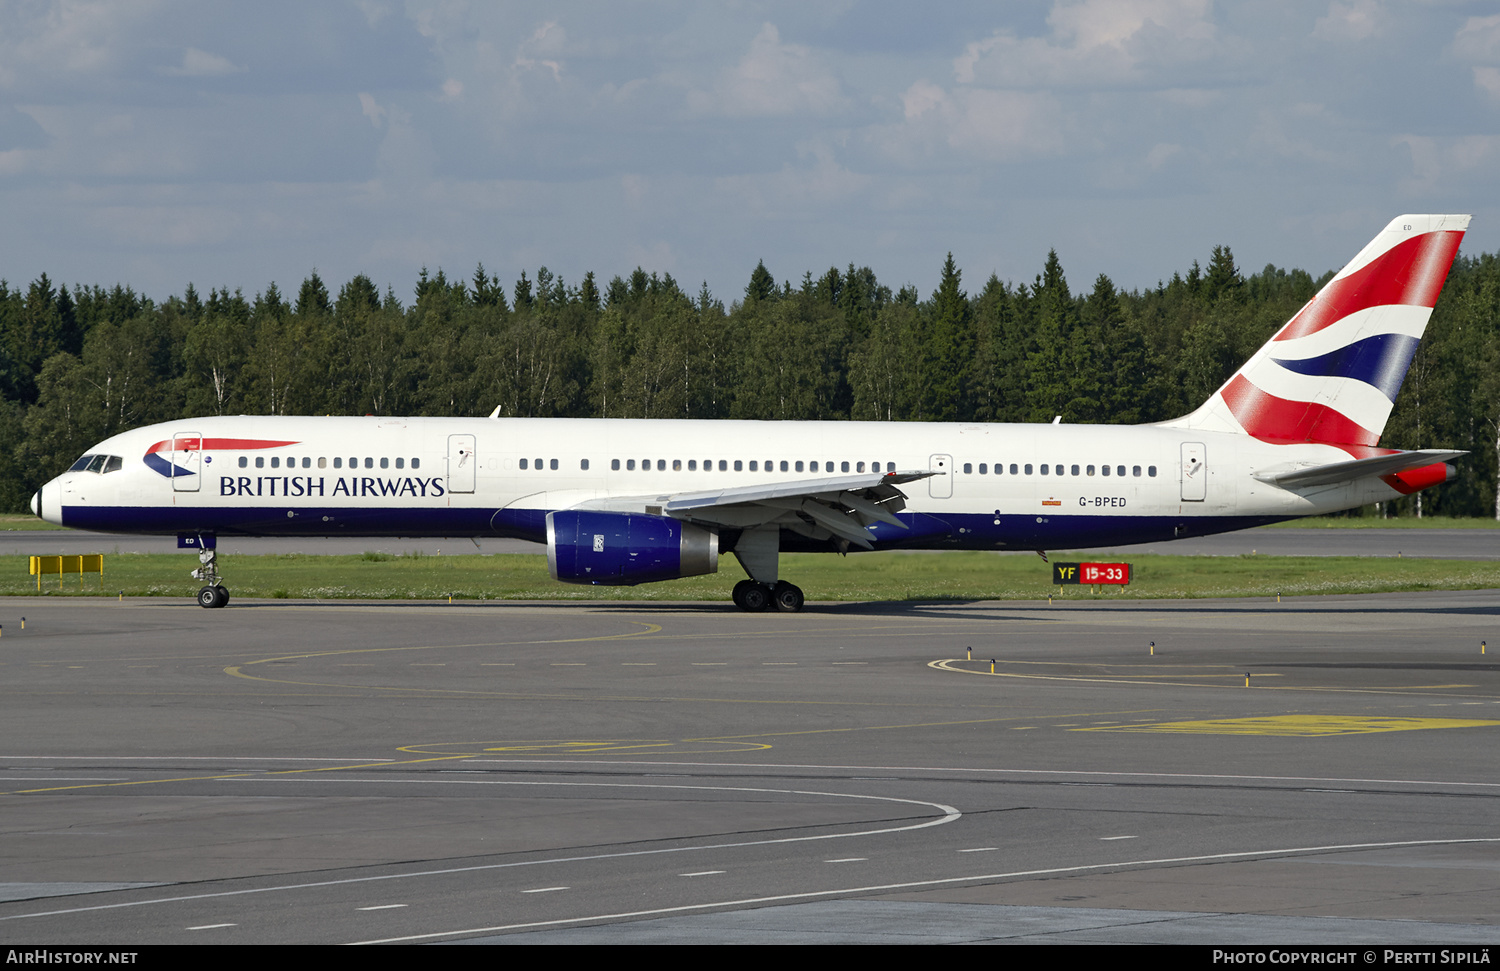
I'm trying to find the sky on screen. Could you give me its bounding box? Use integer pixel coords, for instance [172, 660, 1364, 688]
[2, 0, 1498, 306]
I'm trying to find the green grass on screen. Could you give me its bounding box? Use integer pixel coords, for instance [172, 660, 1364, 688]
[1265, 516, 1500, 529]
[4, 550, 1497, 602]
[0, 515, 65, 531]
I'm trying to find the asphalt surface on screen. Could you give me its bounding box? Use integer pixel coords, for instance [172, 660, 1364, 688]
[2, 592, 1499, 944]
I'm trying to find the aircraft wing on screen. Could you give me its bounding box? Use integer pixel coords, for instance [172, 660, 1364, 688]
[568, 471, 934, 549]
[663, 470, 935, 548]
[1255, 449, 1466, 489]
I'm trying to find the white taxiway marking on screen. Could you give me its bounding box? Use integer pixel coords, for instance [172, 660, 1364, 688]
[187, 923, 236, 930]
[958, 847, 998, 853]
[679, 871, 725, 877]
[521, 887, 568, 894]
[825, 858, 866, 863]
[357, 904, 407, 911]
[0, 782, 959, 925]
[1100, 836, 1137, 841]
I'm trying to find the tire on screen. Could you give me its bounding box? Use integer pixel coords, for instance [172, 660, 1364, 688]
[772, 582, 804, 612]
[739, 583, 771, 612]
[198, 586, 219, 608]
[732, 579, 756, 610]
[215, 586, 230, 608]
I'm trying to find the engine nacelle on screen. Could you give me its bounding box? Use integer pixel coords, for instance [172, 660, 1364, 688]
[546, 510, 719, 586]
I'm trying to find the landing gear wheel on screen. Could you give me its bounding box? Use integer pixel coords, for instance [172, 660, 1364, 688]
[197, 585, 220, 609]
[772, 581, 804, 612]
[739, 583, 771, 612]
[214, 585, 230, 607]
[732, 579, 757, 610]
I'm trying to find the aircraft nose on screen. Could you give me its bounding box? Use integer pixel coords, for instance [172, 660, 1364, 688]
[30, 490, 38, 517]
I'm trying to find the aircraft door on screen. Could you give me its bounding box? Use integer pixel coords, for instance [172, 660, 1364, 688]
[447, 434, 476, 494]
[928, 454, 953, 499]
[171, 432, 201, 493]
[1181, 442, 1206, 501]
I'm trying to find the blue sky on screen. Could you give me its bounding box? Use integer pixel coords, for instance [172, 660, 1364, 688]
[2, 0, 1497, 305]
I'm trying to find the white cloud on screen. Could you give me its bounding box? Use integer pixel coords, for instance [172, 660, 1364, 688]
[1452, 14, 1500, 64]
[1312, 1, 1384, 43]
[1475, 67, 1500, 105]
[358, 92, 386, 129]
[163, 47, 242, 77]
[954, 0, 1217, 89]
[689, 23, 845, 117]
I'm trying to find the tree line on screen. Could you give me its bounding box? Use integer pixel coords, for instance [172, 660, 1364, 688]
[1, 243, 1496, 517]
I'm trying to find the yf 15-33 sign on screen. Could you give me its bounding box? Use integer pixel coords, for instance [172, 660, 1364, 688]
[1053, 562, 1131, 585]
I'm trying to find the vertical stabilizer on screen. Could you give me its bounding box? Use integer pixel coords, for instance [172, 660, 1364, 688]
[1164, 214, 1469, 454]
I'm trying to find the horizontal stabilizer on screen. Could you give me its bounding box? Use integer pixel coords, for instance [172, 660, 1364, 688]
[1255, 449, 1466, 489]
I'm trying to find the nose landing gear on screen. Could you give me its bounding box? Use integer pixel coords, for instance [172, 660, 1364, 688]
[193, 548, 230, 608]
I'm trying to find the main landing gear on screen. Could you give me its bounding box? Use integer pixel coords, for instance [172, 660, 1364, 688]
[732, 579, 804, 613]
[193, 547, 230, 609]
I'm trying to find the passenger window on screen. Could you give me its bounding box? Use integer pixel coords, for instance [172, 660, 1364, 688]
[239, 456, 248, 468]
[1086, 465, 1094, 476]
[550, 458, 558, 470]
[781, 460, 790, 472]
[379, 457, 388, 469]
[1023, 464, 1031, 475]
[749, 461, 757, 471]
[886, 462, 895, 473]
[688, 460, 696, 471]
[1040, 465, 1049, 475]
[856, 462, 865, 472]
[963, 463, 972, 474]
[256, 456, 265, 469]
[271, 457, 280, 469]
[520, 458, 528, 470]
[1117, 465, 1125, 476]
[318, 457, 326, 469]
[720, 460, 729, 471]
[841, 461, 849, 472]
[979, 463, 987, 474]
[581, 459, 589, 471]
[394, 457, 403, 469]
[673, 459, 682, 471]
[364, 457, 373, 469]
[1148, 466, 1158, 477]
[611, 459, 620, 470]
[1132, 465, 1141, 477]
[1101, 465, 1110, 476]
[333, 457, 342, 469]
[535, 458, 543, 470]
[657, 459, 666, 471]
[795, 461, 804, 472]
[412, 458, 420, 469]
[627, 459, 636, 470]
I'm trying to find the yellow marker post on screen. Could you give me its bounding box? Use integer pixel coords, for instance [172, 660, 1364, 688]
[1149, 641, 1155, 655]
[989, 659, 995, 674]
[966, 646, 972, 661]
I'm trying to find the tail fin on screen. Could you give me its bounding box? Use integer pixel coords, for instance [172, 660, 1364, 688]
[1166, 214, 1469, 454]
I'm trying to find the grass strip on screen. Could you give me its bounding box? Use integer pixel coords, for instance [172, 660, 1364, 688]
[3, 550, 1497, 602]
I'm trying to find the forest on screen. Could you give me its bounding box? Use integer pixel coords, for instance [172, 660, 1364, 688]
[1, 242, 1496, 517]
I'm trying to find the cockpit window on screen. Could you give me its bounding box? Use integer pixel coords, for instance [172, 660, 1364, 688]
[71, 454, 123, 474]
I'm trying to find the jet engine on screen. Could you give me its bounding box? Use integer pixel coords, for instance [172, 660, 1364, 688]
[546, 510, 719, 585]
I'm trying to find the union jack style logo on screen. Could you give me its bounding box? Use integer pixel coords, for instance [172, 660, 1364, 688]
[1188, 215, 1468, 474]
[143, 437, 300, 478]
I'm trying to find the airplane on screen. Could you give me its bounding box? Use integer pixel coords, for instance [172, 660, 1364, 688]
[31, 213, 1471, 611]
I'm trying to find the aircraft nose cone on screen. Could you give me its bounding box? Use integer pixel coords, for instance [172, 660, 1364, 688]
[30, 490, 38, 517]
